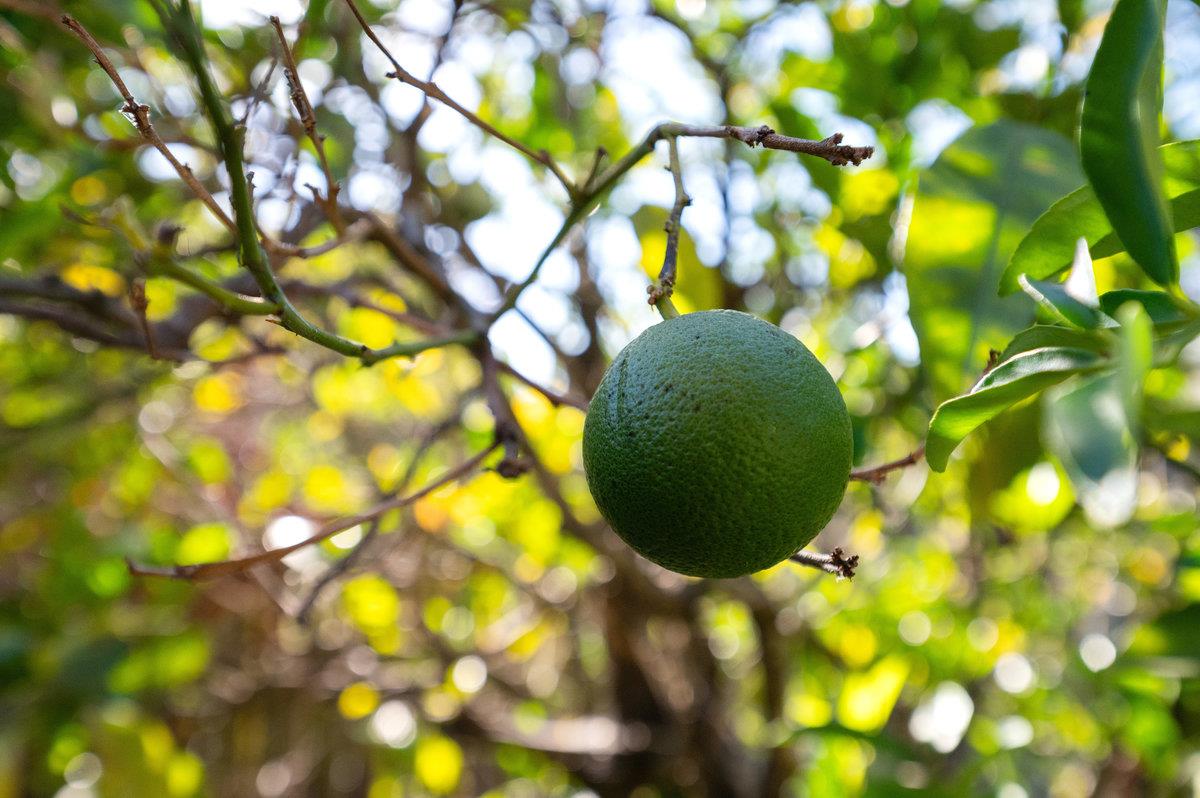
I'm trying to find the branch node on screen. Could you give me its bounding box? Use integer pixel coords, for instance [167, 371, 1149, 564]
[791, 547, 859, 580]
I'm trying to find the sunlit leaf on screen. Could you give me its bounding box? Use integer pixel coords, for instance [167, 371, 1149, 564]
[1079, 0, 1175, 285]
[1000, 142, 1200, 294]
[414, 735, 464, 795]
[904, 121, 1083, 399]
[997, 325, 1109, 362]
[926, 347, 1106, 471]
[836, 655, 909, 733]
[1017, 275, 1104, 330]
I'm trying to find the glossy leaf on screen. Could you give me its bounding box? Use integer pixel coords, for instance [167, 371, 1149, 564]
[1079, 0, 1176, 285]
[999, 184, 1112, 295]
[997, 325, 1110, 362]
[1099, 289, 1192, 326]
[1091, 187, 1200, 260]
[1000, 143, 1200, 294]
[926, 347, 1106, 471]
[1017, 275, 1104, 329]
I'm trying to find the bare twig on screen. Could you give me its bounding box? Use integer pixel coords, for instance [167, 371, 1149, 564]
[790, 547, 859, 580]
[479, 345, 528, 478]
[296, 409, 467, 621]
[498, 362, 589, 412]
[701, 127, 873, 166]
[850, 445, 925, 485]
[339, 0, 576, 196]
[127, 441, 500, 580]
[269, 15, 344, 231]
[60, 15, 238, 235]
[648, 135, 689, 319]
[151, 1, 478, 365]
[127, 279, 159, 359]
[492, 121, 873, 322]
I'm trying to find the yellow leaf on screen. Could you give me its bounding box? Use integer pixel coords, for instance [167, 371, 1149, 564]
[837, 655, 910, 732]
[61, 263, 124, 296]
[193, 373, 242, 415]
[414, 735, 464, 795]
[338, 682, 381, 720]
[175, 523, 232, 566]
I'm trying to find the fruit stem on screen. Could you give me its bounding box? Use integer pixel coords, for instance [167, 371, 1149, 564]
[654, 293, 681, 319]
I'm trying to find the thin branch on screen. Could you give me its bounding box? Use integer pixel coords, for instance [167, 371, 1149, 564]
[155, 1, 478, 365]
[296, 409, 466, 621]
[339, 0, 576, 196]
[269, 15, 344, 231]
[687, 126, 873, 166]
[498, 362, 589, 412]
[850, 445, 925, 484]
[127, 279, 159, 359]
[790, 547, 859, 580]
[127, 441, 500, 580]
[491, 121, 873, 322]
[648, 135, 689, 319]
[479, 345, 528, 478]
[60, 15, 238, 236]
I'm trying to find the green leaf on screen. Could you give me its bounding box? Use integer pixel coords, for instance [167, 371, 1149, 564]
[904, 121, 1083, 400]
[1099, 289, 1192, 326]
[1000, 145, 1200, 294]
[1044, 372, 1138, 526]
[925, 347, 1106, 471]
[998, 325, 1110, 363]
[1000, 185, 1112, 295]
[1079, 0, 1176, 285]
[1091, 187, 1200, 260]
[1017, 275, 1104, 329]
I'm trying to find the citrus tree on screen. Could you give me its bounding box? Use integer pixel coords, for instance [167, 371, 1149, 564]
[1, 0, 1199, 796]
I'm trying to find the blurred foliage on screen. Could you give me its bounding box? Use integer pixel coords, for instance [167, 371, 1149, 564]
[1, 0, 1200, 797]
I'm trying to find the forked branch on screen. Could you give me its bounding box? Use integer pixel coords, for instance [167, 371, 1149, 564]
[127, 441, 501, 580]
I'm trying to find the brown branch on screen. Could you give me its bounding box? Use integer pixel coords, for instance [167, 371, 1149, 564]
[268, 15, 344, 231]
[295, 407, 467, 621]
[492, 121, 874, 321]
[850, 445, 925, 485]
[790, 547, 858, 580]
[708, 126, 874, 167]
[648, 136, 689, 317]
[498, 362, 589, 412]
[479, 345, 528, 478]
[127, 441, 500, 580]
[127, 279, 159, 359]
[60, 15, 238, 235]
[339, 0, 576, 196]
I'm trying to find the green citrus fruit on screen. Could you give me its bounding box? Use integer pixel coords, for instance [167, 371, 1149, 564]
[582, 310, 852, 578]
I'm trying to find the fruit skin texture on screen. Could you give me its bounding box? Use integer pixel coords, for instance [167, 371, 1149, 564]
[582, 310, 852, 579]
